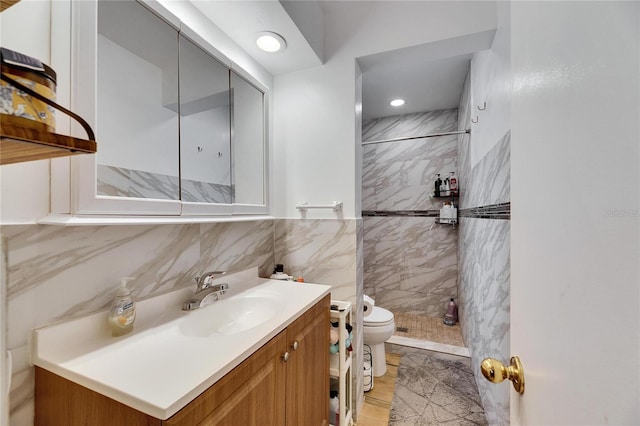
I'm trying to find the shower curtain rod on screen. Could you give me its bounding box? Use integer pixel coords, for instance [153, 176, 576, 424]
[361, 129, 470, 146]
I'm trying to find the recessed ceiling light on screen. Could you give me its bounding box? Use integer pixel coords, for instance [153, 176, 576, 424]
[256, 32, 287, 53]
[390, 99, 405, 107]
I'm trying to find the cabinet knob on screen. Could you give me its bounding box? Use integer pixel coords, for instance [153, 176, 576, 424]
[291, 341, 299, 351]
[282, 352, 289, 362]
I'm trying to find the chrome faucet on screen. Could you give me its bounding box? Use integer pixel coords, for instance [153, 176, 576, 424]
[182, 271, 229, 310]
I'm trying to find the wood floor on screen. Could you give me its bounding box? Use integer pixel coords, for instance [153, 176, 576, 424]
[356, 315, 466, 424]
[356, 352, 401, 426]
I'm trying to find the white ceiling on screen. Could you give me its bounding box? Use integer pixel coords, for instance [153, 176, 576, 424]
[191, 0, 324, 75]
[192, 1, 497, 120]
[358, 29, 496, 120]
[362, 54, 472, 120]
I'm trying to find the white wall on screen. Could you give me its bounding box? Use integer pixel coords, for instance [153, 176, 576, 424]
[468, 1, 511, 168]
[511, 1, 639, 424]
[272, 1, 498, 218]
[0, 1, 53, 224]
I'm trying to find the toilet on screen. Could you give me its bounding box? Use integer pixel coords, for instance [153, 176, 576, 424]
[363, 305, 395, 377]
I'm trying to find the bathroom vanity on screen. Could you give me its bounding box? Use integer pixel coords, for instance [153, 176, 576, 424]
[32, 269, 330, 425]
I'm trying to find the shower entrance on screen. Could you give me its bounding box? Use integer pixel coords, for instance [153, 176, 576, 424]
[361, 108, 466, 355]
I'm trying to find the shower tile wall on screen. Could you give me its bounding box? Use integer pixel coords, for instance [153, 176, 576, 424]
[4, 220, 274, 424]
[362, 110, 459, 316]
[457, 71, 511, 426]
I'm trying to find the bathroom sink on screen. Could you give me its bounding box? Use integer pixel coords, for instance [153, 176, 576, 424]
[32, 268, 332, 420]
[178, 295, 281, 337]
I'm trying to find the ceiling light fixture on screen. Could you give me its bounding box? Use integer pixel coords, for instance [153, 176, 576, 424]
[256, 32, 287, 53]
[390, 99, 405, 107]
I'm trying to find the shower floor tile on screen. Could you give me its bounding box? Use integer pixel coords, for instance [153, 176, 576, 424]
[392, 312, 465, 347]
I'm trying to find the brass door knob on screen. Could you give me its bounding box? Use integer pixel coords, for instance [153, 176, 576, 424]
[480, 356, 525, 394]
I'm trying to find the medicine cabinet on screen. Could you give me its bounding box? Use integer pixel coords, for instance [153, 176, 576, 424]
[58, 0, 268, 219]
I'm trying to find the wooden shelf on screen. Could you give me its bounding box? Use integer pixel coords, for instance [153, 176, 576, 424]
[1, 0, 21, 12]
[1, 115, 96, 165]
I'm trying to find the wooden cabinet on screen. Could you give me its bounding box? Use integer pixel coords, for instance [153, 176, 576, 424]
[162, 331, 287, 426]
[285, 295, 330, 426]
[35, 296, 329, 426]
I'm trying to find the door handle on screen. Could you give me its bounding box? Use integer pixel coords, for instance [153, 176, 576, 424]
[480, 356, 525, 394]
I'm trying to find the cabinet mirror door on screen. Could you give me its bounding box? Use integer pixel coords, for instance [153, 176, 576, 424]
[231, 71, 266, 207]
[96, 0, 180, 200]
[179, 34, 232, 205]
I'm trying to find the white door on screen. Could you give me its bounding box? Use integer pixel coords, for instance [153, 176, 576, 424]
[1, 236, 7, 426]
[510, 1, 639, 425]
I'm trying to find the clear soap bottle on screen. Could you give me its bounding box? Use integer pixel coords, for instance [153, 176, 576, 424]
[108, 277, 136, 336]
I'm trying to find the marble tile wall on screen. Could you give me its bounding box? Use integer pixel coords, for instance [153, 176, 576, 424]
[458, 218, 510, 425]
[363, 216, 458, 316]
[3, 220, 274, 424]
[457, 69, 511, 426]
[181, 179, 233, 204]
[273, 218, 363, 417]
[97, 165, 232, 203]
[362, 110, 458, 212]
[362, 110, 459, 317]
[458, 132, 510, 211]
[97, 165, 179, 200]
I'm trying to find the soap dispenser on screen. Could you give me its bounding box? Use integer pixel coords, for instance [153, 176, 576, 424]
[108, 277, 136, 336]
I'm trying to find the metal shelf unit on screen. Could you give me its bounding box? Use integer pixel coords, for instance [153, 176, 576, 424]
[329, 300, 353, 426]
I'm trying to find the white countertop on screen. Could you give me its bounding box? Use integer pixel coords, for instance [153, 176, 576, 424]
[32, 268, 331, 419]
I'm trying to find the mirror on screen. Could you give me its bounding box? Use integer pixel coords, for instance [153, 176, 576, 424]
[179, 34, 232, 204]
[231, 71, 265, 206]
[96, 0, 180, 200]
[94, 0, 266, 211]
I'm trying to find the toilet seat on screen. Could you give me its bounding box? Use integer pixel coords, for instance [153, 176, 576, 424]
[364, 306, 394, 327]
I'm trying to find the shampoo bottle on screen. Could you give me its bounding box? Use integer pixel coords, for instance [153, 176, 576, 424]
[443, 298, 458, 326]
[108, 277, 136, 336]
[449, 171, 458, 196]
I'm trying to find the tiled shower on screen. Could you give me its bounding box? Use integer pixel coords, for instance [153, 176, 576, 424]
[362, 109, 460, 318]
[361, 69, 511, 426]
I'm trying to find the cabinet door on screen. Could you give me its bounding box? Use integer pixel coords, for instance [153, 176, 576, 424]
[163, 330, 287, 426]
[285, 295, 330, 426]
[179, 31, 232, 214]
[230, 69, 268, 214]
[69, 0, 183, 215]
[35, 367, 161, 426]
